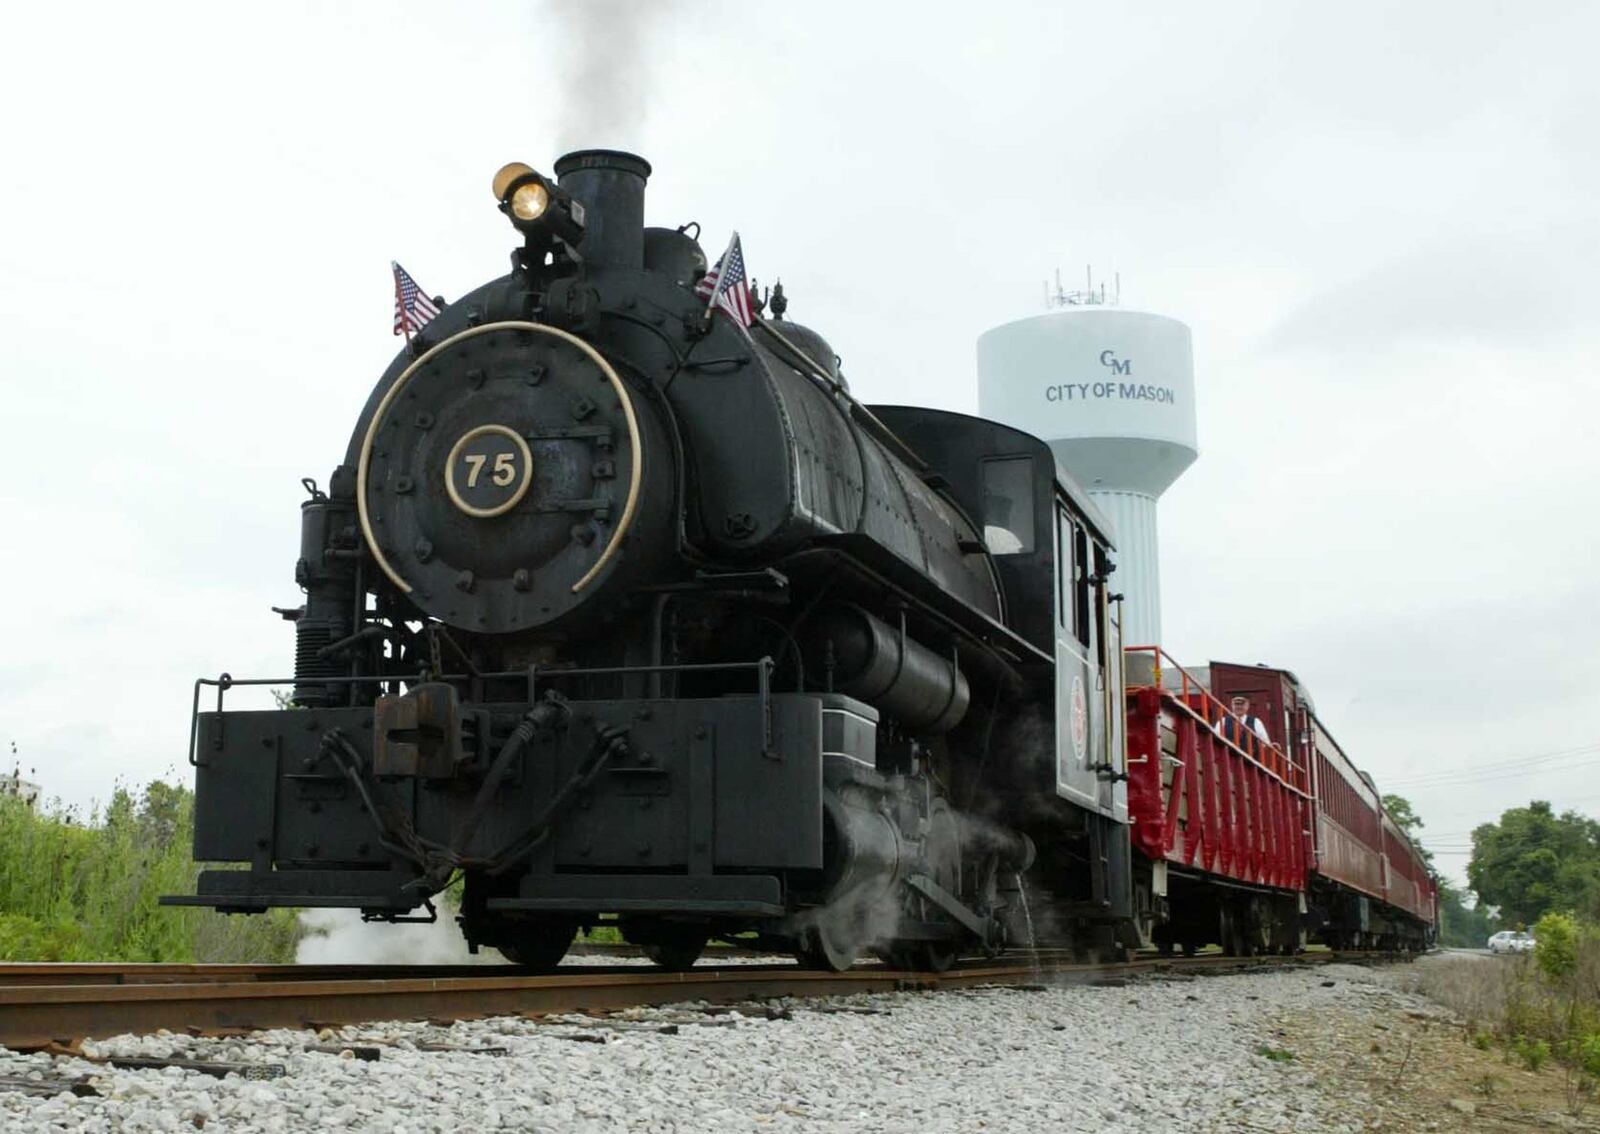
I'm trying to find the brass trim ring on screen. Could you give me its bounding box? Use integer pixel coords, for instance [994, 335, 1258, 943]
[443, 423, 535, 519]
[356, 321, 644, 598]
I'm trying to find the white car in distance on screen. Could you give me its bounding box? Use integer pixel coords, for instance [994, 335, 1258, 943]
[1488, 930, 1535, 955]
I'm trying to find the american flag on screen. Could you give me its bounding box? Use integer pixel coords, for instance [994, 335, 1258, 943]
[694, 232, 754, 326]
[392, 261, 442, 339]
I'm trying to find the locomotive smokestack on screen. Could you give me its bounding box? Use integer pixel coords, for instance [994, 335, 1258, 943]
[554, 149, 651, 269]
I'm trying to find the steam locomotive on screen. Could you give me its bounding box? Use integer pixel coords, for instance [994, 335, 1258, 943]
[169, 150, 1434, 968]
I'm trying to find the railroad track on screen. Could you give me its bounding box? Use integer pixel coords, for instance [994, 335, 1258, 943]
[0, 950, 1391, 1052]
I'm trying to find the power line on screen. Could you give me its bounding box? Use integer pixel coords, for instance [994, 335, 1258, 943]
[1385, 749, 1600, 790]
[1383, 740, 1600, 783]
[1411, 804, 1600, 860]
[1382, 743, 1600, 791]
[1401, 761, 1600, 791]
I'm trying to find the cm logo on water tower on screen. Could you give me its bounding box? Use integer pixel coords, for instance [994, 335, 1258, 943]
[1098, 349, 1132, 376]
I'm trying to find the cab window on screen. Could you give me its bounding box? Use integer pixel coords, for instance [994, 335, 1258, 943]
[1055, 503, 1074, 631]
[1092, 543, 1110, 662]
[1054, 502, 1091, 647]
[1073, 524, 1091, 646]
[980, 456, 1034, 555]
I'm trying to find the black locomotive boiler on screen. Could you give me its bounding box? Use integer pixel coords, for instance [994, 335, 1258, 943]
[170, 150, 1136, 970]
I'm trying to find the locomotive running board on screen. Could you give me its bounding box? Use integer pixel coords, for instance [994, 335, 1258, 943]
[486, 873, 786, 918]
[162, 869, 420, 914]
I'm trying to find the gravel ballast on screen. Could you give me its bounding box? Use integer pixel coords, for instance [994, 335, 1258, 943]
[0, 964, 1402, 1133]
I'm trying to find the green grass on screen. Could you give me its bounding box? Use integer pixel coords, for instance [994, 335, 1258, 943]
[0, 782, 301, 962]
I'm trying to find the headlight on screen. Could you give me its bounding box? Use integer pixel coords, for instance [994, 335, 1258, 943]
[491, 162, 537, 201]
[490, 161, 585, 246]
[510, 180, 550, 222]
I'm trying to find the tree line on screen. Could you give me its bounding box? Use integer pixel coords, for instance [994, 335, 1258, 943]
[1468, 801, 1600, 927]
[1384, 794, 1600, 945]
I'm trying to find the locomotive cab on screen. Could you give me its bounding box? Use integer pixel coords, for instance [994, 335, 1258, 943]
[870, 407, 1138, 952]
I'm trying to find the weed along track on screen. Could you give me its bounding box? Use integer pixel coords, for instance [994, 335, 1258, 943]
[0, 951, 1395, 1053]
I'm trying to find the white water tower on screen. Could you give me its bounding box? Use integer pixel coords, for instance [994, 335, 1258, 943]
[977, 280, 1198, 646]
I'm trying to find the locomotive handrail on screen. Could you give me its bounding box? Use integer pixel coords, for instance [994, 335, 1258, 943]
[1123, 644, 1310, 794]
[187, 658, 779, 768]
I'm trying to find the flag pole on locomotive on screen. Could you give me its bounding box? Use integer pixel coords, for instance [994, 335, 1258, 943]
[695, 231, 755, 328]
[701, 234, 834, 388]
[391, 261, 442, 347]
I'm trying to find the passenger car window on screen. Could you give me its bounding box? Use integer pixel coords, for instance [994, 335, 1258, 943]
[980, 456, 1034, 555]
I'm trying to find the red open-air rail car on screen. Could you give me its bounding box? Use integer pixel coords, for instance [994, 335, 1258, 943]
[1124, 649, 1435, 953]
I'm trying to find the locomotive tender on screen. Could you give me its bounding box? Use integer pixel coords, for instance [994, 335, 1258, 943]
[170, 150, 1434, 966]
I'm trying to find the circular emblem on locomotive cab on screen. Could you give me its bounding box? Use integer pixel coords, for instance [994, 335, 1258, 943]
[444, 424, 534, 518]
[1070, 673, 1089, 762]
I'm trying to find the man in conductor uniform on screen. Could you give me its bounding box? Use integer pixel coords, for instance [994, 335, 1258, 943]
[1216, 695, 1272, 748]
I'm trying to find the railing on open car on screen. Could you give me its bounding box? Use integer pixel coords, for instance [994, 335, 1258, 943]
[1123, 644, 1310, 794]
[188, 657, 777, 767]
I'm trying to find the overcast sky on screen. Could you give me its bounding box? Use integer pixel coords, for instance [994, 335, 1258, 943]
[2, 1, 1595, 885]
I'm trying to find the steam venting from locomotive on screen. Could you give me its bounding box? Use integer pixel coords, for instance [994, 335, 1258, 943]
[546, 0, 684, 152]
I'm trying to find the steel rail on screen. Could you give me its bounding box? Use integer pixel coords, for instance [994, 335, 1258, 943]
[0, 947, 772, 987]
[0, 951, 1391, 1052]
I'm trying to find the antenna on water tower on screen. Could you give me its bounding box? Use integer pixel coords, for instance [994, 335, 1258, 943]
[1046, 265, 1120, 309]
